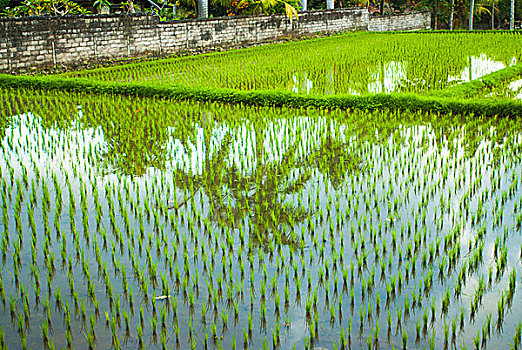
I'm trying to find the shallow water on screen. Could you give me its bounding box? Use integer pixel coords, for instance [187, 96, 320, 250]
[291, 54, 517, 95]
[62, 32, 522, 97]
[1, 90, 522, 349]
[482, 77, 522, 100]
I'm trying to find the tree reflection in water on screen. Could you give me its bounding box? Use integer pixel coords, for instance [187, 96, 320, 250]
[170, 115, 363, 251]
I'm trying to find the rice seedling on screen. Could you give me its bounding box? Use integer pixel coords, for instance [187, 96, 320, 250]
[59, 32, 522, 97]
[0, 69, 522, 350]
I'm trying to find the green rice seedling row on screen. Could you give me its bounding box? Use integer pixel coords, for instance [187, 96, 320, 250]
[0, 87, 522, 350]
[61, 32, 522, 96]
[479, 77, 522, 100]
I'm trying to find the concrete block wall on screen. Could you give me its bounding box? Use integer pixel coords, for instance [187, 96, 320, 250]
[368, 12, 431, 32]
[0, 9, 430, 72]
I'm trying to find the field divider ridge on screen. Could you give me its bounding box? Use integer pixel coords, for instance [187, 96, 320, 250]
[429, 63, 522, 100]
[0, 73, 521, 117]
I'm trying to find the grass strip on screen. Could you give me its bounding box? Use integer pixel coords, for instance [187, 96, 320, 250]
[430, 63, 522, 100]
[0, 73, 521, 117]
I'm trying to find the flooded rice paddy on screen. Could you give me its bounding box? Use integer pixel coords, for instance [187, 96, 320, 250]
[60, 32, 522, 96]
[482, 77, 522, 100]
[0, 88, 522, 350]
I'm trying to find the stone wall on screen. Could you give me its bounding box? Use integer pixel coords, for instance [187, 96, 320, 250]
[368, 12, 431, 32]
[0, 9, 430, 72]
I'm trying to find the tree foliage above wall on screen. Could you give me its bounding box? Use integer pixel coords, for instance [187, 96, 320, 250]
[0, 0, 519, 30]
[1, 0, 89, 16]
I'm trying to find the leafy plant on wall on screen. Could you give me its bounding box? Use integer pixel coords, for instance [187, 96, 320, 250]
[238, 0, 299, 20]
[1, 0, 89, 16]
[0, 0, 9, 15]
[93, 0, 111, 13]
[174, 0, 298, 19]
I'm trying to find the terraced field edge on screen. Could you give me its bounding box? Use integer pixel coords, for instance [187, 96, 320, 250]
[0, 74, 521, 117]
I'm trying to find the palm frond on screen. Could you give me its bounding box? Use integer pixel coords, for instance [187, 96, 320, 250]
[284, 1, 298, 22]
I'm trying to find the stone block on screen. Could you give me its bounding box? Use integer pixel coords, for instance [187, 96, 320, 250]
[0, 10, 430, 72]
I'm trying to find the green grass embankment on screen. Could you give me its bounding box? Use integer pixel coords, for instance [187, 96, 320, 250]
[1, 73, 521, 117]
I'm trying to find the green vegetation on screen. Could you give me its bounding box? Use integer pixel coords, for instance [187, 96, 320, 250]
[2, 32, 522, 117]
[0, 0, 89, 16]
[475, 76, 522, 100]
[0, 0, 519, 31]
[0, 82, 521, 348]
[431, 60, 522, 99]
[59, 32, 522, 96]
[3, 72, 522, 117]
[0, 30, 521, 350]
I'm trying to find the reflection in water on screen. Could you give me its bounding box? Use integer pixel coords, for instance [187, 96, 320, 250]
[1, 111, 105, 182]
[368, 61, 407, 94]
[291, 73, 313, 94]
[291, 54, 517, 96]
[169, 116, 361, 249]
[447, 54, 516, 84]
[98, 104, 172, 176]
[1, 90, 522, 350]
[67, 32, 522, 99]
[509, 79, 522, 100]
